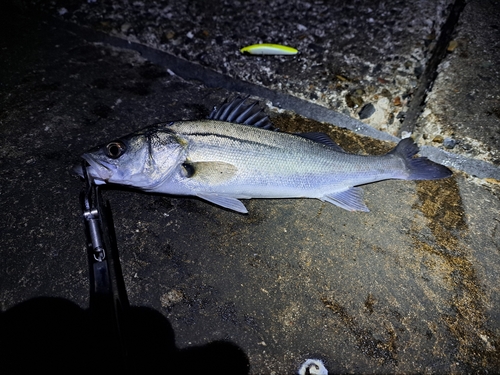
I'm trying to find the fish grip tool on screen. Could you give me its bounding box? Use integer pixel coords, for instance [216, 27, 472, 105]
[80, 161, 130, 368]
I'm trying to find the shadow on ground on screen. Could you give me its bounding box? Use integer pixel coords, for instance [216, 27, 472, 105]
[0, 296, 249, 374]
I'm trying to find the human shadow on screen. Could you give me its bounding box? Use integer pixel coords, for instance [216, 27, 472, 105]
[0, 297, 249, 374]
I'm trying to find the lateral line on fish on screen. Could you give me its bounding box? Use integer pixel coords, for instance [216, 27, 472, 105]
[182, 132, 269, 149]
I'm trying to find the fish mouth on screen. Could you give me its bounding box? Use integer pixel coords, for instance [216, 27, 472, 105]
[76, 154, 116, 184]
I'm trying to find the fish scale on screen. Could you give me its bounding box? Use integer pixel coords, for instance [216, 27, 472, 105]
[174, 120, 403, 185]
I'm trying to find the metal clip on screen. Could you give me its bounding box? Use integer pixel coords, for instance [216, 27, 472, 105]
[82, 161, 105, 262]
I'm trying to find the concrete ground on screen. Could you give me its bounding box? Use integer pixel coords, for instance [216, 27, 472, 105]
[1, 1, 499, 373]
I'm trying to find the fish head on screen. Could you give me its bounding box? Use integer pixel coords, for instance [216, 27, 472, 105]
[76, 126, 185, 189]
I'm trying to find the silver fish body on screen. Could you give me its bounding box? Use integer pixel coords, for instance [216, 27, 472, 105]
[77, 99, 452, 213]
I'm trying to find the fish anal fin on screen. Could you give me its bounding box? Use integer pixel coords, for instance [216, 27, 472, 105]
[183, 161, 238, 185]
[197, 194, 248, 213]
[322, 187, 369, 212]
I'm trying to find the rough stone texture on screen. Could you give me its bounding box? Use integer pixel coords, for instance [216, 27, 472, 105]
[1, 2, 500, 374]
[415, 0, 500, 165]
[40, 0, 453, 136]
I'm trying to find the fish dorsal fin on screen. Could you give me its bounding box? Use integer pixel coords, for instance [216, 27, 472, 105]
[209, 96, 274, 130]
[182, 161, 238, 185]
[295, 132, 345, 152]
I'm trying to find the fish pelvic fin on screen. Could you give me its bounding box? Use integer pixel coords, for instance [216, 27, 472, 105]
[321, 187, 369, 212]
[390, 138, 452, 180]
[197, 193, 248, 213]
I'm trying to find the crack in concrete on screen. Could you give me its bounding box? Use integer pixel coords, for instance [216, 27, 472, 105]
[400, 0, 467, 136]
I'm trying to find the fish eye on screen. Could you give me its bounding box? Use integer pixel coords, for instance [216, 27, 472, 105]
[106, 141, 126, 159]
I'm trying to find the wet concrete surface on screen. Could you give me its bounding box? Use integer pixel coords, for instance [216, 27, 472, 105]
[1, 2, 500, 374]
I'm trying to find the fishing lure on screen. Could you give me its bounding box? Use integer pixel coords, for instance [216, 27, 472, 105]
[240, 43, 298, 55]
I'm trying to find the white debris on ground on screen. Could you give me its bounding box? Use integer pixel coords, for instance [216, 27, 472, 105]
[297, 359, 328, 375]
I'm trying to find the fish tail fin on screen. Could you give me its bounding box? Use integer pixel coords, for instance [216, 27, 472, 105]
[390, 138, 452, 180]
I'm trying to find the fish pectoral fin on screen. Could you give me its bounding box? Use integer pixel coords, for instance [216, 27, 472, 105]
[182, 161, 238, 185]
[321, 187, 369, 212]
[197, 194, 248, 214]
